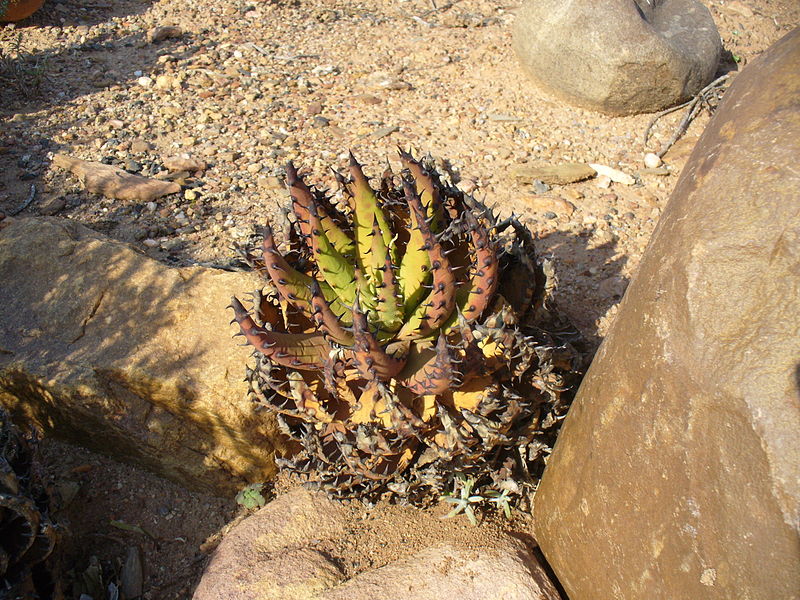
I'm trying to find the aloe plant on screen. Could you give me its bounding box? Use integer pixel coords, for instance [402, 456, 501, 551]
[231, 151, 581, 503]
[1, 409, 61, 597]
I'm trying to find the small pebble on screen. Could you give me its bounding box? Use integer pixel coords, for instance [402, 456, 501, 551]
[306, 102, 324, 116]
[532, 179, 550, 194]
[131, 140, 152, 154]
[155, 75, 174, 90]
[137, 76, 154, 88]
[644, 153, 662, 168]
[148, 25, 183, 44]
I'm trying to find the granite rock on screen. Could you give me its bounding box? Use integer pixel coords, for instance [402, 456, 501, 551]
[0, 218, 286, 494]
[533, 30, 800, 599]
[513, 0, 721, 115]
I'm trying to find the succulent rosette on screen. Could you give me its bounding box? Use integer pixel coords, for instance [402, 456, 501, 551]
[231, 150, 582, 503]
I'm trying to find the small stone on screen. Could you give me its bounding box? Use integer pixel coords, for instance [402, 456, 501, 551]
[53, 154, 179, 203]
[155, 75, 174, 90]
[39, 196, 67, 216]
[108, 119, 125, 130]
[217, 151, 240, 162]
[458, 179, 478, 194]
[354, 94, 382, 105]
[589, 163, 636, 185]
[596, 174, 612, 189]
[246, 163, 262, 174]
[598, 275, 628, 298]
[306, 101, 323, 116]
[532, 180, 550, 194]
[526, 195, 576, 216]
[639, 167, 671, 176]
[487, 113, 523, 122]
[643, 152, 662, 168]
[137, 76, 154, 88]
[124, 159, 141, 172]
[638, 188, 660, 206]
[130, 140, 152, 154]
[257, 176, 284, 190]
[184, 189, 199, 201]
[148, 25, 183, 44]
[725, 0, 754, 17]
[163, 154, 206, 172]
[142, 238, 160, 247]
[371, 126, 400, 140]
[312, 116, 330, 128]
[145, 202, 157, 212]
[367, 72, 412, 91]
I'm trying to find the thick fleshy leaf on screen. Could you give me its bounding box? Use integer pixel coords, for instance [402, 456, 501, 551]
[348, 153, 394, 272]
[230, 296, 330, 369]
[397, 334, 454, 395]
[399, 149, 445, 233]
[351, 295, 406, 381]
[457, 208, 499, 322]
[260, 223, 348, 323]
[286, 162, 355, 258]
[397, 185, 431, 314]
[372, 219, 404, 334]
[307, 200, 357, 306]
[396, 180, 456, 339]
[259, 223, 317, 319]
[309, 279, 353, 345]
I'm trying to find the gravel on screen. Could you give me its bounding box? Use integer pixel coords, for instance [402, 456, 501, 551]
[0, 1, 796, 597]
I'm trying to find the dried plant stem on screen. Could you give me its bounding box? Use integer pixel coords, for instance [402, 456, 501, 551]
[10, 184, 36, 216]
[643, 73, 731, 157]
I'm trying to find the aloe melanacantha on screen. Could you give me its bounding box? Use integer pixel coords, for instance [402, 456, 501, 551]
[231, 151, 582, 504]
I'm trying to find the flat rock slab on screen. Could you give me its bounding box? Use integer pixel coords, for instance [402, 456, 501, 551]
[0, 217, 286, 494]
[194, 488, 561, 600]
[513, 0, 721, 115]
[194, 489, 349, 599]
[511, 163, 596, 185]
[53, 154, 181, 202]
[533, 30, 800, 599]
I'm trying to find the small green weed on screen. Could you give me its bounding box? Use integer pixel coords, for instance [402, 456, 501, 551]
[235, 483, 266, 510]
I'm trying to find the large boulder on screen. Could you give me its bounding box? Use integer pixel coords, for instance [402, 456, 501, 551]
[194, 488, 561, 600]
[512, 0, 721, 115]
[532, 30, 800, 600]
[0, 217, 287, 494]
[193, 489, 349, 600]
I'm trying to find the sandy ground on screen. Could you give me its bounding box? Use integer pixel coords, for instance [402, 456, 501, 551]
[1, 0, 797, 597]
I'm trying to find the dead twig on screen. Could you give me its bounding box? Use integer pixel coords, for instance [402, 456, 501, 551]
[643, 73, 731, 157]
[10, 184, 36, 216]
